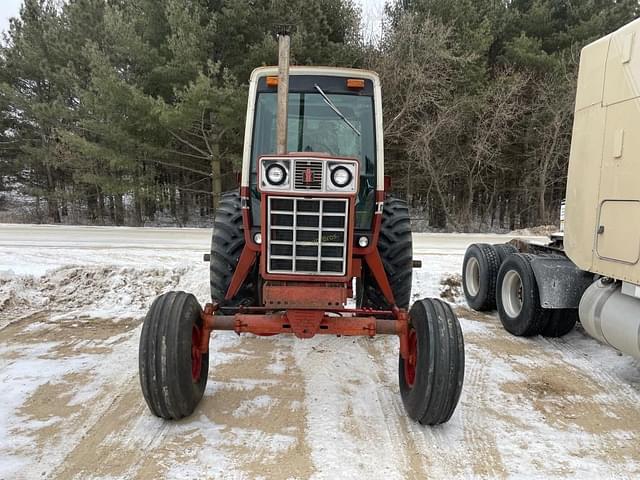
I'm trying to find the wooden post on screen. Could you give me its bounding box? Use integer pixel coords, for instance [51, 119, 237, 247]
[276, 31, 290, 155]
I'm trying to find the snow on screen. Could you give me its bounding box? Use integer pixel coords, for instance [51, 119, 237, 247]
[0, 225, 638, 479]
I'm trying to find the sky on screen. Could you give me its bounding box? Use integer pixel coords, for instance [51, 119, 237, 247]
[0, 0, 22, 35]
[355, 0, 386, 42]
[0, 0, 386, 39]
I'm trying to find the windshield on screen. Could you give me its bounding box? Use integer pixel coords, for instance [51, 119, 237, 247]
[249, 87, 377, 230]
[250, 92, 376, 176]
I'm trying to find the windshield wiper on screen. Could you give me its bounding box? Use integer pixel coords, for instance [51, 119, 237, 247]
[313, 84, 361, 136]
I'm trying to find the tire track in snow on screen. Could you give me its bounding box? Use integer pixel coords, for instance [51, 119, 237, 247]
[361, 336, 433, 479]
[364, 326, 507, 479]
[456, 305, 640, 477]
[292, 335, 412, 479]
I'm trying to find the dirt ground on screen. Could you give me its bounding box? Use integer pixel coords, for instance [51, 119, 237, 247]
[1, 304, 639, 479]
[1, 228, 639, 479]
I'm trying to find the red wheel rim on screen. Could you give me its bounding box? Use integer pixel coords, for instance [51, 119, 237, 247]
[191, 324, 203, 382]
[404, 328, 418, 387]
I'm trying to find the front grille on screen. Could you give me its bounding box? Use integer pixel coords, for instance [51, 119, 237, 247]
[267, 196, 348, 275]
[294, 160, 323, 190]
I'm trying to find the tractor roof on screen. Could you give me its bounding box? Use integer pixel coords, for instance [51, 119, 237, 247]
[250, 66, 380, 84]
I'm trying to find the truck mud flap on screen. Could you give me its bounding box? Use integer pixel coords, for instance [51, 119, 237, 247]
[530, 255, 594, 309]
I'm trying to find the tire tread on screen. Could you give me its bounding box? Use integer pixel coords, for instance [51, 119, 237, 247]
[399, 298, 465, 426]
[210, 191, 257, 306]
[462, 243, 501, 311]
[361, 196, 413, 310]
[139, 291, 208, 420]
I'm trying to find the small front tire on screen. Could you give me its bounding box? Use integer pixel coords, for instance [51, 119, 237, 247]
[139, 291, 209, 420]
[399, 298, 465, 425]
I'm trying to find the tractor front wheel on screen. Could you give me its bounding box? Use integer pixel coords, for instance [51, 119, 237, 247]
[399, 298, 465, 425]
[139, 291, 209, 420]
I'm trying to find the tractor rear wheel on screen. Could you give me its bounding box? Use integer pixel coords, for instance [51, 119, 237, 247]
[399, 298, 465, 425]
[139, 291, 208, 420]
[462, 243, 501, 311]
[210, 191, 258, 306]
[359, 196, 413, 310]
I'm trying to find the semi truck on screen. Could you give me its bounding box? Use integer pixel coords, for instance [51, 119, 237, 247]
[462, 17, 640, 360]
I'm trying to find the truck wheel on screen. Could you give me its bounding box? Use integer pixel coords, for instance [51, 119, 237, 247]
[139, 291, 209, 420]
[359, 196, 413, 310]
[462, 244, 500, 311]
[541, 309, 578, 337]
[210, 191, 258, 306]
[493, 243, 518, 263]
[496, 254, 550, 336]
[399, 298, 465, 425]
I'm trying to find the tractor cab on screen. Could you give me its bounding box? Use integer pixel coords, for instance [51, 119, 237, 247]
[246, 68, 381, 233]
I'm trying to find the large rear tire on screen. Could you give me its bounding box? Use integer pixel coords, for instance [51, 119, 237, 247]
[139, 291, 208, 420]
[359, 196, 413, 310]
[399, 298, 465, 425]
[462, 243, 500, 311]
[496, 254, 550, 336]
[210, 191, 258, 306]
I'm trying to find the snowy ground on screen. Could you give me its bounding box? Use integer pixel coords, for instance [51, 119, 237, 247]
[0, 224, 639, 480]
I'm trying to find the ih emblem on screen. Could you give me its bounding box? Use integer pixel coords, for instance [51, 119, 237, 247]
[304, 167, 314, 184]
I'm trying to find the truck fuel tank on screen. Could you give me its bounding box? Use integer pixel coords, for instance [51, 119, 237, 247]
[579, 279, 640, 359]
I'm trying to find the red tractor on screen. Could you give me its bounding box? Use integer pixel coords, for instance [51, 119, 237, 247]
[138, 31, 465, 426]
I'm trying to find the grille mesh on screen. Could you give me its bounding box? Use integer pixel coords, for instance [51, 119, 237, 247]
[294, 160, 323, 190]
[267, 196, 348, 275]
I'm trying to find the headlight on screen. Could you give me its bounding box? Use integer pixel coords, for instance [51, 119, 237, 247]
[330, 166, 352, 188]
[358, 236, 369, 247]
[266, 163, 287, 186]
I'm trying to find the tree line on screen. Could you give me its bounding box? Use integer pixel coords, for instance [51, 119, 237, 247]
[0, 0, 638, 230]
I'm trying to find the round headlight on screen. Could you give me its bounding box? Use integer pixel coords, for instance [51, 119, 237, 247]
[266, 163, 287, 186]
[253, 232, 262, 244]
[358, 236, 369, 248]
[331, 166, 352, 188]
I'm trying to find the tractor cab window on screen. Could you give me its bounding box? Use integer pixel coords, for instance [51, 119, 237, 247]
[249, 81, 378, 230]
[250, 92, 376, 177]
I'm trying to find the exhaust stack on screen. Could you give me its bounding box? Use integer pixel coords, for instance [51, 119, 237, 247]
[276, 26, 291, 155]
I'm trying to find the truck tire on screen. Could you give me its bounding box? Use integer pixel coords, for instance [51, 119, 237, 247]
[496, 253, 550, 336]
[462, 244, 501, 311]
[210, 191, 258, 306]
[359, 196, 413, 310]
[139, 291, 208, 420]
[541, 309, 578, 337]
[493, 243, 518, 263]
[399, 298, 465, 425]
